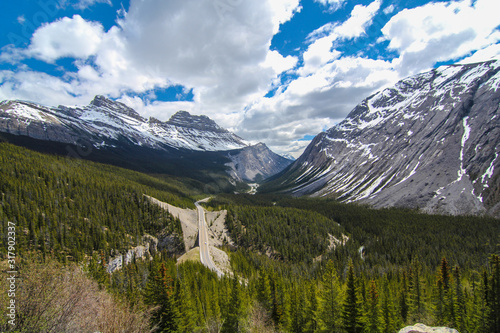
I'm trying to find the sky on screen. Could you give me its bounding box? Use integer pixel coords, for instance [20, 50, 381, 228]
[1, 0, 500, 157]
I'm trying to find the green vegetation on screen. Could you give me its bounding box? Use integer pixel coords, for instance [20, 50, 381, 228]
[1, 142, 500, 332]
[0, 142, 189, 262]
[224, 205, 344, 262]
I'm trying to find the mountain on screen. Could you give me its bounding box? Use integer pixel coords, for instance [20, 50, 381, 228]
[0, 95, 248, 152]
[0, 95, 292, 185]
[225, 142, 293, 182]
[263, 60, 500, 217]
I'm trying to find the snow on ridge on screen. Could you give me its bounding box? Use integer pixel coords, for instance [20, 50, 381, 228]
[459, 63, 492, 86]
[2, 100, 247, 152]
[486, 69, 500, 92]
[481, 153, 498, 185]
[457, 116, 471, 182]
[433, 65, 462, 87]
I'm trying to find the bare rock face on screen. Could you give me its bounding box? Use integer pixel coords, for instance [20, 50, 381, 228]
[225, 142, 293, 182]
[267, 60, 500, 217]
[399, 323, 459, 333]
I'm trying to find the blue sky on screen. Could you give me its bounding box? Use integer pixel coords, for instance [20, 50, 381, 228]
[1, 0, 500, 156]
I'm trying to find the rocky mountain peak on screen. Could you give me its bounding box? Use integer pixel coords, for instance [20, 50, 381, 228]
[226, 142, 293, 182]
[148, 116, 163, 124]
[90, 95, 144, 121]
[167, 111, 227, 133]
[167, 111, 219, 131]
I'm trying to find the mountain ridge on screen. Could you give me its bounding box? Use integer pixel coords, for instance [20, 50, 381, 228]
[0, 96, 248, 152]
[263, 60, 500, 218]
[0, 95, 291, 184]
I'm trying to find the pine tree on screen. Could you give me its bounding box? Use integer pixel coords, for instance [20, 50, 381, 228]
[399, 269, 409, 324]
[320, 260, 343, 331]
[257, 269, 272, 311]
[304, 282, 321, 333]
[144, 262, 179, 332]
[290, 284, 306, 333]
[271, 275, 286, 329]
[381, 278, 396, 333]
[453, 266, 466, 332]
[408, 260, 424, 322]
[343, 261, 361, 333]
[434, 257, 454, 326]
[363, 280, 381, 333]
[174, 278, 196, 333]
[222, 277, 242, 333]
[487, 254, 500, 332]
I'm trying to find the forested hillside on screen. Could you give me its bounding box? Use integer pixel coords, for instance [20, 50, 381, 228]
[1, 144, 500, 332]
[0, 142, 191, 262]
[203, 193, 500, 332]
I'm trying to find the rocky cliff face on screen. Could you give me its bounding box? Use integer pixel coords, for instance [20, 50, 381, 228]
[267, 60, 500, 217]
[225, 142, 293, 182]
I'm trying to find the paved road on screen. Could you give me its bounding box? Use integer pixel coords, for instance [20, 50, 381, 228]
[196, 199, 224, 278]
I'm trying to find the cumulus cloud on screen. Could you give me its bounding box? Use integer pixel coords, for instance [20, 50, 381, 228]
[116, 0, 303, 121]
[242, 0, 387, 156]
[381, 0, 500, 76]
[301, 0, 381, 76]
[334, 0, 381, 39]
[28, 15, 104, 62]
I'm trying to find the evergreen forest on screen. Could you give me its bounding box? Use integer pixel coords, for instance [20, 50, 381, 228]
[1, 142, 500, 332]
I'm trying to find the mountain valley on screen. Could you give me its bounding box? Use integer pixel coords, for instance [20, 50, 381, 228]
[1, 61, 500, 333]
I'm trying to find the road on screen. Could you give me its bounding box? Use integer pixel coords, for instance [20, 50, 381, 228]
[196, 199, 224, 278]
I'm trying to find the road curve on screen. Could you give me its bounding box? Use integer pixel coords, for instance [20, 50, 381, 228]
[196, 199, 224, 278]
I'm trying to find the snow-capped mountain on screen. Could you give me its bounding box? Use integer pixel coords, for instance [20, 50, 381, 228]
[225, 142, 293, 182]
[0, 95, 248, 152]
[265, 60, 500, 217]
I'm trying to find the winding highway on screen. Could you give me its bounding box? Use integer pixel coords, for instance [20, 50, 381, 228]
[196, 199, 224, 278]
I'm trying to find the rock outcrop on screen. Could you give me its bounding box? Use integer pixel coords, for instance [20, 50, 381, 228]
[399, 323, 459, 333]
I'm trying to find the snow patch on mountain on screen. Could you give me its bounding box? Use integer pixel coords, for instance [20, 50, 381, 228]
[0, 96, 248, 152]
[267, 60, 500, 217]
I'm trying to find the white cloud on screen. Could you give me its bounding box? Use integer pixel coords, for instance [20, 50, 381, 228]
[0, 70, 84, 106]
[334, 0, 381, 39]
[116, 0, 302, 121]
[268, 0, 302, 34]
[301, 0, 381, 76]
[28, 15, 104, 62]
[314, 0, 346, 12]
[58, 0, 112, 10]
[381, 0, 500, 76]
[262, 50, 298, 75]
[459, 44, 500, 64]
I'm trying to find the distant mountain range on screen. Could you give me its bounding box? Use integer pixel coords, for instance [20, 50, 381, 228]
[0, 95, 292, 183]
[263, 60, 500, 218]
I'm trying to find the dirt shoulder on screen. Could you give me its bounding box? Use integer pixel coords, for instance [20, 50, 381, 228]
[146, 195, 198, 251]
